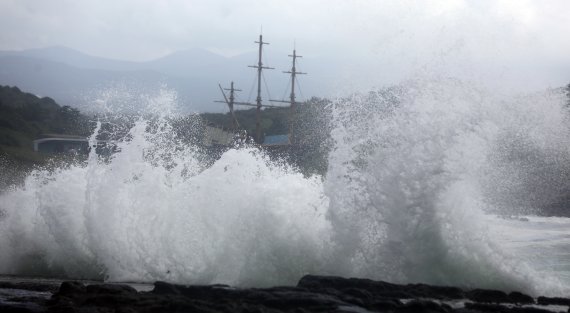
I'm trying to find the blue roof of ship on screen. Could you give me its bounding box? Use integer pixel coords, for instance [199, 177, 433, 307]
[263, 134, 290, 145]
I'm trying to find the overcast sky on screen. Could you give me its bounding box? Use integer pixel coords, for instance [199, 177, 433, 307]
[1, 0, 569, 93]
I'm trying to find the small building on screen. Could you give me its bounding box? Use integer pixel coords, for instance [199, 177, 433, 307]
[33, 134, 89, 154]
[33, 134, 112, 155]
[202, 124, 235, 146]
[262, 134, 290, 146]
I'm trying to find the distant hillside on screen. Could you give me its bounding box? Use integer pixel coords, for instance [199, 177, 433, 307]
[0, 85, 91, 167]
[0, 46, 142, 71]
[0, 55, 168, 113]
[0, 84, 333, 189]
[0, 46, 330, 113]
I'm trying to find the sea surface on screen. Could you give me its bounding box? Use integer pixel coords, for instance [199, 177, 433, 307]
[490, 215, 570, 285]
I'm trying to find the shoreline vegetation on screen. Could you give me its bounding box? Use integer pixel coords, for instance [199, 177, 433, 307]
[0, 274, 566, 313]
[0, 85, 332, 188]
[0, 85, 91, 190]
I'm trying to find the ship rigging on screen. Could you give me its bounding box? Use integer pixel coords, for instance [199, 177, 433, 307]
[216, 34, 307, 145]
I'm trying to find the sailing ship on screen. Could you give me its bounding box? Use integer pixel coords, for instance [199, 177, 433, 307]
[216, 34, 306, 146]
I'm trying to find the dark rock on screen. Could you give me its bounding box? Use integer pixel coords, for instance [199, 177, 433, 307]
[57, 281, 86, 297]
[115, 308, 139, 313]
[152, 281, 181, 295]
[85, 283, 137, 295]
[175, 284, 231, 300]
[537, 296, 570, 306]
[46, 295, 76, 312]
[0, 303, 36, 313]
[297, 275, 398, 294]
[336, 287, 372, 306]
[407, 283, 465, 300]
[369, 299, 403, 311]
[336, 294, 365, 307]
[264, 290, 348, 310]
[0, 281, 59, 293]
[82, 293, 138, 306]
[6, 296, 47, 308]
[244, 290, 278, 303]
[508, 291, 534, 305]
[509, 306, 555, 313]
[0, 275, 562, 313]
[261, 293, 340, 311]
[377, 290, 414, 299]
[151, 299, 205, 313]
[465, 302, 509, 312]
[467, 289, 510, 303]
[465, 302, 554, 313]
[397, 300, 449, 313]
[297, 275, 463, 301]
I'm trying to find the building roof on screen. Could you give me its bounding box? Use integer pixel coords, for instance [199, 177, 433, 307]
[263, 134, 290, 146]
[38, 133, 87, 139]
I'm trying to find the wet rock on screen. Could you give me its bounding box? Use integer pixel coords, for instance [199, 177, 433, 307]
[8, 275, 570, 313]
[0, 281, 59, 293]
[297, 274, 397, 294]
[152, 281, 181, 295]
[0, 303, 38, 313]
[85, 283, 137, 295]
[467, 289, 510, 303]
[297, 275, 462, 300]
[57, 281, 86, 297]
[508, 291, 534, 305]
[342, 287, 372, 300]
[260, 292, 343, 311]
[397, 300, 450, 313]
[406, 283, 465, 300]
[536, 296, 570, 306]
[509, 307, 557, 313]
[465, 302, 509, 312]
[369, 299, 403, 311]
[465, 302, 554, 313]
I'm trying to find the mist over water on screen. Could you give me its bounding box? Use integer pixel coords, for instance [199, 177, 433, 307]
[325, 78, 570, 294]
[1, 78, 570, 296]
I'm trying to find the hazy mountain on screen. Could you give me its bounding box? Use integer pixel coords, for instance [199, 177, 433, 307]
[145, 49, 228, 77]
[0, 46, 142, 72]
[0, 46, 332, 113]
[0, 55, 168, 111]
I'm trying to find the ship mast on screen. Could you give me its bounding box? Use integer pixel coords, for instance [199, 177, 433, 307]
[270, 47, 306, 143]
[217, 35, 303, 144]
[215, 82, 241, 130]
[248, 34, 274, 143]
[285, 49, 306, 141]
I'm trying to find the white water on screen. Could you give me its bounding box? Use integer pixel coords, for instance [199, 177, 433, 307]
[1, 79, 570, 296]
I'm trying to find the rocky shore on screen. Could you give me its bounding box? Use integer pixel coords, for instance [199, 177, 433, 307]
[0, 275, 568, 313]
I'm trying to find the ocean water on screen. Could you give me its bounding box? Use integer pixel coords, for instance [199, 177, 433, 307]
[1, 78, 570, 297]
